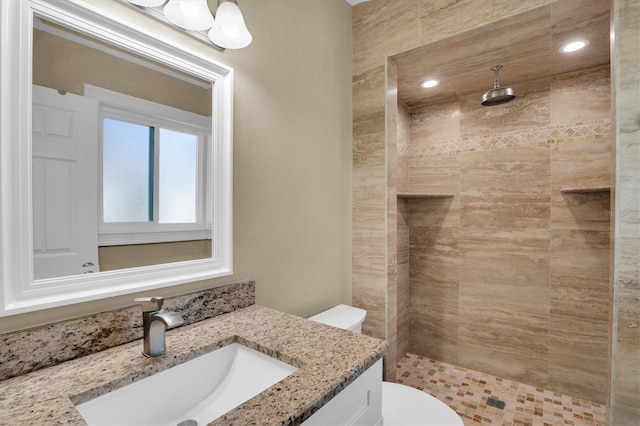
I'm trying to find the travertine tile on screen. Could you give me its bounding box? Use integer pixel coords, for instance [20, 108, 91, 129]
[409, 311, 459, 365]
[353, 0, 391, 76]
[408, 196, 459, 229]
[550, 66, 611, 124]
[460, 228, 550, 300]
[410, 99, 461, 146]
[460, 78, 551, 137]
[548, 314, 609, 404]
[397, 102, 411, 192]
[551, 191, 611, 232]
[418, 0, 553, 46]
[550, 273, 609, 323]
[408, 152, 460, 194]
[460, 145, 550, 199]
[409, 226, 460, 285]
[353, 66, 386, 122]
[458, 282, 549, 388]
[551, 0, 611, 75]
[408, 225, 459, 364]
[550, 229, 610, 282]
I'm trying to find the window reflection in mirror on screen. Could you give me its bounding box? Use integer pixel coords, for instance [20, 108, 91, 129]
[32, 17, 213, 280]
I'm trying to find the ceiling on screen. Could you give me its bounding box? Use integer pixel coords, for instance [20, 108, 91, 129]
[393, 0, 610, 108]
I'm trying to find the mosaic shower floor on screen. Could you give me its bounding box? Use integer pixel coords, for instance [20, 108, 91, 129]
[395, 353, 607, 426]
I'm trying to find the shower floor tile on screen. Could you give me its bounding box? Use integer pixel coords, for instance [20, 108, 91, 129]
[395, 353, 607, 426]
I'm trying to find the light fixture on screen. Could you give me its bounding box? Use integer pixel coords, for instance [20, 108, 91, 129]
[124, 0, 252, 50]
[560, 39, 589, 53]
[420, 79, 439, 88]
[163, 0, 215, 31]
[208, 0, 253, 49]
[127, 0, 166, 6]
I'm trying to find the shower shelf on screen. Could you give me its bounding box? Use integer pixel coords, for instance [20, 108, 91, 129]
[397, 192, 455, 199]
[560, 186, 611, 194]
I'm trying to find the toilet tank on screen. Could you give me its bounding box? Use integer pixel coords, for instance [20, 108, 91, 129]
[308, 304, 367, 333]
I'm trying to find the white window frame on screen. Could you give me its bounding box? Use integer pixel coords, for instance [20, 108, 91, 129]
[0, 0, 233, 316]
[86, 85, 213, 246]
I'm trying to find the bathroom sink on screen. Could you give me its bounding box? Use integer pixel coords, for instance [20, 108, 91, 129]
[76, 343, 297, 426]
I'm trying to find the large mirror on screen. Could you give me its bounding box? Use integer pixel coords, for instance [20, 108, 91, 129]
[0, 0, 233, 316]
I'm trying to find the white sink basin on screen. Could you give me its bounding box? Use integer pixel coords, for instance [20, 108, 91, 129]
[76, 343, 297, 426]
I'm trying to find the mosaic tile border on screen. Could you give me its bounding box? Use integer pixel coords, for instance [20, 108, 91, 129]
[404, 120, 612, 158]
[0, 280, 255, 381]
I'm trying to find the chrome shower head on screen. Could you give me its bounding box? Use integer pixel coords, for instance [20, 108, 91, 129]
[481, 65, 515, 106]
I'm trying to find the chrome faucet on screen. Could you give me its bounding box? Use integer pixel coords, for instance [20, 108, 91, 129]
[134, 296, 185, 357]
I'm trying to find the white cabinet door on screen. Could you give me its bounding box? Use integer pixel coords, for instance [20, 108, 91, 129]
[302, 359, 383, 426]
[32, 85, 100, 279]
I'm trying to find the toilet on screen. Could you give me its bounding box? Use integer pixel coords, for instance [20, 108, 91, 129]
[309, 305, 463, 426]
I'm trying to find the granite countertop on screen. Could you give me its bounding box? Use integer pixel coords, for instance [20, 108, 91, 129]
[0, 305, 388, 425]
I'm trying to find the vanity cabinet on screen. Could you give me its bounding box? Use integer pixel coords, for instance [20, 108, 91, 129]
[302, 359, 383, 426]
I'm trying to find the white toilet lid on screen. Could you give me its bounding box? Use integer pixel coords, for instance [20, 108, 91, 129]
[308, 304, 366, 331]
[382, 382, 463, 426]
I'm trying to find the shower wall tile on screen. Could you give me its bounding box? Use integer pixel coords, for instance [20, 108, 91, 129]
[352, 1, 390, 76]
[410, 99, 461, 148]
[410, 120, 611, 157]
[551, 134, 611, 191]
[352, 63, 387, 342]
[459, 229, 550, 300]
[459, 78, 551, 138]
[385, 58, 399, 381]
[397, 102, 411, 360]
[459, 146, 550, 198]
[418, 0, 554, 46]
[353, 0, 421, 76]
[460, 148, 551, 230]
[354, 67, 386, 124]
[548, 314, 609, 403]
[408, 153, 459, 195]
[551, 0, 611, 76]
[458, 282, 549, 388]
[397, 102, 411, 192]
[408, 196, 460, 229]
[408, 226, 459, 364]
[550, 229, 610, 320]
[397, 199, 410, 360]
[550, 65, 611, 124]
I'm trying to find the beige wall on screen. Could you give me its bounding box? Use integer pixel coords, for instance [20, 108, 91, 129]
[33, 28, 211, 116]
[99, 241, 211, 271]
[0, 0, 352, 333]
[403, 66, 611, 403]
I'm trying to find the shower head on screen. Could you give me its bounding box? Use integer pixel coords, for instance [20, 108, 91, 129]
[481, 65, 515, 106]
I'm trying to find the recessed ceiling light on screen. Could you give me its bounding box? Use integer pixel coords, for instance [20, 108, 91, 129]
[560, 39, 589, 53]
[420, 79, 439, 88]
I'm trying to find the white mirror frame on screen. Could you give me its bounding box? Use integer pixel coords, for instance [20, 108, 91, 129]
[0, 0, 233, 316]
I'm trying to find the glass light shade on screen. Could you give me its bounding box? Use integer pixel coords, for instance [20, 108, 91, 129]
[126, 0, 167, 6]
[163, 0, 215, 31]
[208, 1, 252, 49]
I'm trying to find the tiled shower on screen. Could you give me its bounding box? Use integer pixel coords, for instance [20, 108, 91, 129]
[395, 64, 611, 405]
[355, 0, 615, 410]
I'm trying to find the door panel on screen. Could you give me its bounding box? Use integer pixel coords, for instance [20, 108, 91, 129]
[32, 85, 100, 279]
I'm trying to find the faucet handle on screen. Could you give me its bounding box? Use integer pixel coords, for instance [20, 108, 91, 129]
[134, 296, 164, 312]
